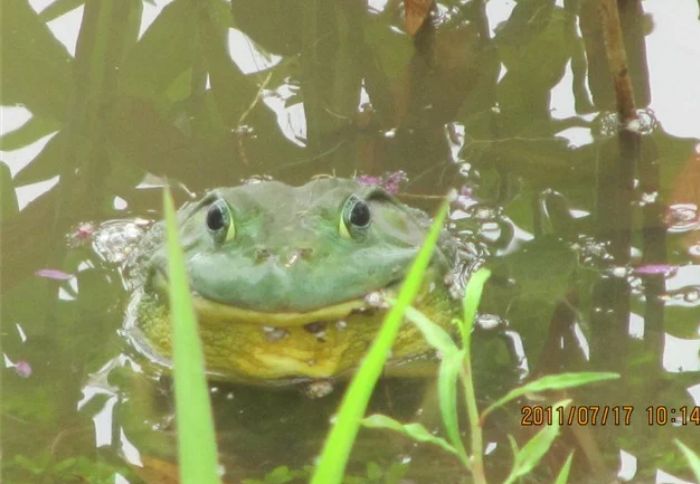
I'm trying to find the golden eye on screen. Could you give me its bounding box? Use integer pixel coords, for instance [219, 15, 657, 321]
[206, 199, 235, 242]
[339, 195, 371, 239]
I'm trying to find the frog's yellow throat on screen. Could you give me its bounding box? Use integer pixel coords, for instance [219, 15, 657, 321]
[134, 269, 457, 383]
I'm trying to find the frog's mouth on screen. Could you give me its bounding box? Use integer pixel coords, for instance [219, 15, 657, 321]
[149, 268, 401, 328]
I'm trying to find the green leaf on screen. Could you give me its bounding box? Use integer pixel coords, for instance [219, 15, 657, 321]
[0, 116, 61, 151]
[310, 201, 449, 484]
[39, 0, 85, 22]
[119, 0, 196, 101]
[0, 162, 18, 223]
[459, 267, 492, 349]
[362, 414, 458, 457]
[402, 305, 459, 357]
[1, 0, 73, 120]
[675, 439, 700, 482]
[481, 372, 620, 420]
[458, 266, 492, 482]
[199, 0, 257, 125]
[438, 350, 469, 466]
[163, 188, 221, 484]
[504, 400, 571, 484]
[507, 434, 519, 457]
[554, 452, 574, 484]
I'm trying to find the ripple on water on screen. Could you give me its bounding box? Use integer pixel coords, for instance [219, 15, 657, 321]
[665, 203, 700, 233]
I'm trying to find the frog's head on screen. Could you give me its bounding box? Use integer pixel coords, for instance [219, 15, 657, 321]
[147, 178, 449, 327]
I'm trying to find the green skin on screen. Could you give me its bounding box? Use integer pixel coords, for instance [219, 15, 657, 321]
[135, 178, 458, 383]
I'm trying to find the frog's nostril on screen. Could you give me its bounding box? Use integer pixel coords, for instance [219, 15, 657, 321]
[255, 248, 271, 262]
[298, 247, 314, 259]
[280, 248, 313, 268]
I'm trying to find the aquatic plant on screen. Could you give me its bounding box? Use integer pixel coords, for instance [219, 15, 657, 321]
[310, 209, 621, 483]
[310, 200, 449, 484]
[163, 188, 221, 484]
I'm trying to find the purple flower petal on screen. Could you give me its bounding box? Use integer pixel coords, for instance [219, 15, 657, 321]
[355, 171, 408, 194]
[35, 269, 73, 280]
[356, 175, 382, 186]
[633, 264, 677, 275]
[74, 223, 95, 240]
[14, 360, 32, 378]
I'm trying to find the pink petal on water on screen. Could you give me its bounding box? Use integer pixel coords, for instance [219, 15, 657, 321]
[356, 175, 382, 186]
[356, 171, 408, 194]
[74, 222, 95, 240]
[14, 360, 32, 378]
[634, 264, 677, 275]
[35, 269, 73, 280]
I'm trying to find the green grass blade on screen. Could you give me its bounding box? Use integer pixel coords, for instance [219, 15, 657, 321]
[438, 350, 470, 467]
[459, 267, 491, 350]
[481, 372, 620, 421]
[503, 400, 571, 484]
[163, 188, 221, 484]
[554, 452, 575, 484]
[675, 439, 700, 482]
[310, 201, 449, 484]
[458, 267, 491, 483]
[402, 305, 459, 357]
[362, 414, 459, 457]
[392, 297, 470, 466]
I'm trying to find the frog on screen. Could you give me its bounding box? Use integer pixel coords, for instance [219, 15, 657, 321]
[125, 177, 462, 387]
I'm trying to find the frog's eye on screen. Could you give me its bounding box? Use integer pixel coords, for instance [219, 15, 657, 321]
[206, 199, 235, 242]
[340, 195, 371, 239]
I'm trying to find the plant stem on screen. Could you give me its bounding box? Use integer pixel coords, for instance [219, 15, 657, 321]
[460, 364, 487, 484]
[458, 268, 491, 483]
[598, 0, 637, 123]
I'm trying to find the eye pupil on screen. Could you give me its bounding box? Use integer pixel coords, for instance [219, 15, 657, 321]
[206, 203, 226, 231]
[350, 201, 370, 227]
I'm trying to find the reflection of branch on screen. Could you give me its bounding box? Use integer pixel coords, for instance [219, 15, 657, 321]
[236, 71, 273, 166]
[237, 71, 273, 127]
[599, 0, 637, 124]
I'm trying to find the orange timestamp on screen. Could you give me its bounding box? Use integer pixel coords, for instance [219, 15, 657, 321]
[521, 405, 700, 426]
[521, 405, 634, 426]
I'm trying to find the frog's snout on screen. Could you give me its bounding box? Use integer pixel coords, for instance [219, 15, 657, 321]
[254, 247, 315, 267]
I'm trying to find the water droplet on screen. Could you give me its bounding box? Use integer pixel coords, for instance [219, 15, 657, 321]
[611, 267, 629, 278]
[303, 380, 334, 398]
[476, 313, 505, 330]
[364, 291, 387, 308]
[639, 191, 658, 205]
[596, 112, 619, 137]
[688, 244, 700, 258]
[625, 109, 657, 134]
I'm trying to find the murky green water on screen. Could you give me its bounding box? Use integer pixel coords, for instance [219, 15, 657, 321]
[2, 0, 700, 482]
